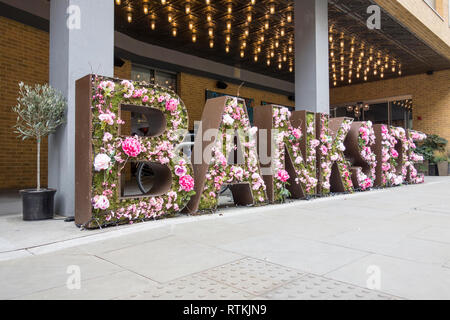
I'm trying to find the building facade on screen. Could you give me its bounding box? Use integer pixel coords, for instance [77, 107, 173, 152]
[0, 0, 449, 216]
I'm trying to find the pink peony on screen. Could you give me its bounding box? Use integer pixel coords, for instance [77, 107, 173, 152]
[277, 170, 290, 183]
[122, 138, 142, 157]
[179, 175, 195, 192]
[92, 195, 110, 210]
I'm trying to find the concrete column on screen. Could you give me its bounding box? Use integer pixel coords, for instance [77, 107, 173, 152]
[294, 0, 330, 114]
[49, 0, 114, 216]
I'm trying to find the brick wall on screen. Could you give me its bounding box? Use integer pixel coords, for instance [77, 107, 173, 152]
[0, 16, 132, 191]
[0, 17, 49, 190]
[330, 69, 450, 146]
[178, 72, 294, 130]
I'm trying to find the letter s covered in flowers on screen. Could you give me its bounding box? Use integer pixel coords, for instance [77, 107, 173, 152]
[75, 75, 195, 228]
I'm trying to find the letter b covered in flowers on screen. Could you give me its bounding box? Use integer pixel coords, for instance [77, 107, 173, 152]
[75, 75, 195, 228]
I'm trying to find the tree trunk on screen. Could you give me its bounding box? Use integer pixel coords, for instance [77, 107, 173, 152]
[37, 138, 41, 191]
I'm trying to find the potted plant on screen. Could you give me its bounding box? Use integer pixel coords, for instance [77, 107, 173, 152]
[435, 154, 449, 176]
[12, 82, 66, 220]
[416, 134, 448, 176]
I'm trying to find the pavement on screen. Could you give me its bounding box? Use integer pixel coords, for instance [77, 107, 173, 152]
[0, 177, 450, 300]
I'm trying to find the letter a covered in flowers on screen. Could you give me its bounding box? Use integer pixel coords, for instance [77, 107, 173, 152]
[187, 96, 267, 213]
[317, 115, 354, 194]
[75, 75, 195, 228]
[253, 105, 318, 203]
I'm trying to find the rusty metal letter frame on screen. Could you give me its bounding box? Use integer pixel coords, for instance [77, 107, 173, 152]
[317, 115, 354, 194]
[253, 105, 318, 203]
[75, 75, 195, 228]
[344, 121, 377, 191]
[186, 96, 268, 213]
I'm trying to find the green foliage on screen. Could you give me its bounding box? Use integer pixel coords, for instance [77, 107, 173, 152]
[434, 155, 448, 163]
[416, 134, 448, 163]
[12, 82, 66, 141]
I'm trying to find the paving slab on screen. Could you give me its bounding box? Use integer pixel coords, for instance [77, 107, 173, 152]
[200, 258, 304, 295]
[97, 236, 243, 283]
[0, 249, 123, 300]
[218, 233, 369, 275]
[326, 254, 450, 300]
[15, 270, 157, 300]
[263, 273, 399, 300]
[412, 226, 450, 244]
[116, 274, 254, 300]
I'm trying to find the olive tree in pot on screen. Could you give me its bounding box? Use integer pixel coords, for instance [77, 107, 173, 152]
[12, 82, 66, 221]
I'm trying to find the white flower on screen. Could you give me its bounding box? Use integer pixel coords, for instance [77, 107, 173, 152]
[94, 153, 111, 171]
[249, 127, 258, 136]
[93, 195, 110, 210]
[103, 132, 113, 142]
[99, 113, 115, 125]
[223, 114, 234, 126]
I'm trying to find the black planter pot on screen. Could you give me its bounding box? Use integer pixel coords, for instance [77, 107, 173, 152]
[428, 164, 438, 176]
[20, 189, 56, 221]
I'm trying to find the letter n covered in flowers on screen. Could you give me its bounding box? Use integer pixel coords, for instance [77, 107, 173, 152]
[187, 96, 267, 213]
[316, 115, 354, 194]
[75, 75, 195, 228]
[253, 105, 318, 203]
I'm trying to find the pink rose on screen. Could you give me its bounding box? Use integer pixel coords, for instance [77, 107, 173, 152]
[175, 165, 187, 177]
[99, 113, 115, 125]
[277, 170, 290, 183]
[92, 195, 110, 210]
[291, 128, 302, 140]
[142, 95, 149, 103]
[165, 98, 179, 112]
[179, 175, 194, 192]
[122, 138, 142, 157]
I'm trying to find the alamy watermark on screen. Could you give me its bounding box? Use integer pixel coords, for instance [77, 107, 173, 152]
[367, 5, 381, 30]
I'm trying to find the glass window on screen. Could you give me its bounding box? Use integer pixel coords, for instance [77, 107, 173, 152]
[131, 65, 177, 92]
[131, 66, 152, 83]
[154, 70, 177, 92]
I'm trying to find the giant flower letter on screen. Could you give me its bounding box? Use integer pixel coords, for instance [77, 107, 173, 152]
[187, 96, 268, 213]
[75, 75, 195, 228]
[254, 105, 318, 203]
[344, 121, 377, 191]
[317, 115, 354, 194]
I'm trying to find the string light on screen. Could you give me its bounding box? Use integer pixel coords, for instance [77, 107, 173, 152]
[117, 0, 405, 81]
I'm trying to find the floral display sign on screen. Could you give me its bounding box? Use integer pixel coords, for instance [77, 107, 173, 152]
[406, 130, 427, 184]
[254, 105, 318, 203]
[75, 75, 428, 229]
[75, 75, 195, 228]
[317, 115, 354, 194]
[378, 125, 404, 186]
[344, 121, 377, 191]
[187, 96, 267, 213]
